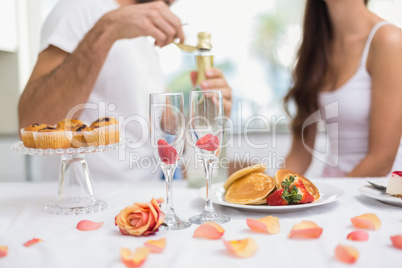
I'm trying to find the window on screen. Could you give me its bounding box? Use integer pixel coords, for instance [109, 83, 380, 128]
[158, 0, 402, 131]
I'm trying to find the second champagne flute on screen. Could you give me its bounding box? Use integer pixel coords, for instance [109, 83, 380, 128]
[188, 90, 230, 224]
[150, 92, 191, 230]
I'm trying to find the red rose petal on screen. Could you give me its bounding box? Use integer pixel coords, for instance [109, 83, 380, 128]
[121, 247, 150, 268]
[347, 230, 369, 241]
[193, 222, 225, 239]
[23, 238, 43, 247]
[144, 238, 166, 253]
[76, 220, 104, 231]
[350, 213, 381, 230]
[288, 220, 323, 239]
[246, 216, 280, 234]
[223, 237, 257, 258]
[390, 235, 402, 249]
[335, 244, 359, 264]
[0, 246, 8, 258]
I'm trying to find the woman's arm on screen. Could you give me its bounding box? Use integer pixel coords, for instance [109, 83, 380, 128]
[347, 25, 402, 177]
[285, 124, 317, 174]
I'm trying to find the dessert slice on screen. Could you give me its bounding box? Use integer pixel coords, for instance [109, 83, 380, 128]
[386, 171, 402, 197]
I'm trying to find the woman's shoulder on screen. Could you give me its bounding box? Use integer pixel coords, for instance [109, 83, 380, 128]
[371, 23, 402, 53]
[367, 23, 402, 69]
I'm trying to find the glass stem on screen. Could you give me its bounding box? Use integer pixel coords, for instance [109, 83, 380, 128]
[162, 165, 176, 220]
[203, 157, 215, 213]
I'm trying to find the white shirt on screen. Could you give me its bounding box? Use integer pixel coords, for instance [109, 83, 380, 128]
[40, 0, 165, 181]
[318, 21, 402, 176]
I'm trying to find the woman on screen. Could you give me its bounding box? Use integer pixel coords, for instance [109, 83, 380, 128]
[284, 0, 402, 177]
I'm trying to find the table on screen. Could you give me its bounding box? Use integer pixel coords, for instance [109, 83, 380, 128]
[0, 178, 401, 268]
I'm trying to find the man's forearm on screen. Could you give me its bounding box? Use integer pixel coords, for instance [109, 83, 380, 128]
[18, 15, 116, 128]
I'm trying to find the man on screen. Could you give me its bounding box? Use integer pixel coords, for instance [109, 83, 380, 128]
[18, 0, 232, 181]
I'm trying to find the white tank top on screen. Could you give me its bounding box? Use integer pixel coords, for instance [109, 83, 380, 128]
[318, 21, 402, 176]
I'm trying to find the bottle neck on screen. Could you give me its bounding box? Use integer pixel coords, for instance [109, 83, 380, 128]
[195, 50, 214, 87]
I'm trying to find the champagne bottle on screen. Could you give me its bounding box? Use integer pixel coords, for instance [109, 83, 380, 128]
[194, 32, 213, 91]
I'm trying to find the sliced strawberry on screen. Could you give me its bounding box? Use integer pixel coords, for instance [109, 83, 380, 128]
[195, 134, 219, 151]
[267, 189, 288, 206]
[292, 179, 314, 204]
[157, 139, 178, 164]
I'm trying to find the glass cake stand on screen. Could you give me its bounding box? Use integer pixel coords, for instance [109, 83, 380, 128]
[11, 141, 122, 215]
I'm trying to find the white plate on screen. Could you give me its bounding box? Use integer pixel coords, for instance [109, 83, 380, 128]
[358, 185, 402, 207]
[198, 181, 344, 212]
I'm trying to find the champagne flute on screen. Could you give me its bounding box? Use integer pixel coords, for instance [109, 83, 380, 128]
[188, 90, 230, 224]
[150, 92, 191, 230]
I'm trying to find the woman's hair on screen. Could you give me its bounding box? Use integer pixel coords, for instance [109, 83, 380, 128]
[283, 0, 368, 137]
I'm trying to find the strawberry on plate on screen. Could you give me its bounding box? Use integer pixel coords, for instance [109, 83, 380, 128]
[267, 189, 288, 206]
[292, 179, 314, 204]
[196, 134, 219, 151]
[157, 139, 177, 164]
[267, 175, 314, 206]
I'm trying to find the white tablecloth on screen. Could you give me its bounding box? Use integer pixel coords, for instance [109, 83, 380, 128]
[0, 178, 401, 268]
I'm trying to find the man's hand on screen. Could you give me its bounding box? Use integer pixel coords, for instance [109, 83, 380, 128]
[106, 1, 185, 47]
[191, 68, 233, 117]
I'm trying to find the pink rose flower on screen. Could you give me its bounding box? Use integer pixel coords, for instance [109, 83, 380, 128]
[115, 198, 165, 236]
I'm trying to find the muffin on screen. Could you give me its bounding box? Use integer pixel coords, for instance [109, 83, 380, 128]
[21, 123, 52, 148]
[71, 124, 90, 148]
[85, 117, 120, 146]
[34, 126, 72, 149]
[57, 119, 84, 130]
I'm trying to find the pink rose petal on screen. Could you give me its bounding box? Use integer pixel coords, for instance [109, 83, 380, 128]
[223, 237, 257, 258]
[0, 246, 8, 258]
[76, 220, 104, 231]
[144, 238, 166, 253]
[121, 247, 150, 268]
[390, 235, 402, 249]
[335, 244, 359, 264]
[23, 238, 43, 247]
[246, 216, 280, 234]
[350, 213, 381, 230]
[347, 230, 369, 241]
[193, 222, 225, 239]
[288, 220, 323, 239]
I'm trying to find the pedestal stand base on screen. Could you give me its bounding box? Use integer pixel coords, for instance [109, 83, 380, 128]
[45, 198, 106, 215]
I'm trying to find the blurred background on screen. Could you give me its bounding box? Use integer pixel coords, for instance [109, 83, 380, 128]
[1, 0, 401, 182]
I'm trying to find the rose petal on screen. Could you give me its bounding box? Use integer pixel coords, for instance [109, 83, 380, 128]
[288, 220, 323, 239]
[155, 198, 164, 205]
[193, 222, 225, 239]
[76, 220, 104, 231]
[0, 246, 8, 258]
[144, 237, 166, 253]
[223, 237, 257, 258]
[350, 213, 381, 230]
[121, 247, 150, 268]
[347, 230, 369, 242]
[23, 238, 43, 247]
[390, 235, 402, 250]
[246, 216, 280, 234]
[335, 244, 359, 264]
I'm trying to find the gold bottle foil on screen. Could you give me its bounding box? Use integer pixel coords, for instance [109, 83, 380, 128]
[173, 32, 213, 87]
[195, 55, 214, 86]
[195, 32, 213, 86]
[196, 32, 212, 50]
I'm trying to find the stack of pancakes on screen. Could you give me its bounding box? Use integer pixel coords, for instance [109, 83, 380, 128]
[224, 165, 320, 205]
